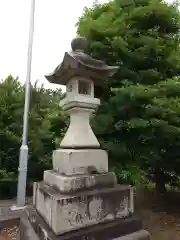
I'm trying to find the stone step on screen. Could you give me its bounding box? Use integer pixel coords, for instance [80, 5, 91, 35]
[43, 170, 117, 193]
[33, 182, 134, 235]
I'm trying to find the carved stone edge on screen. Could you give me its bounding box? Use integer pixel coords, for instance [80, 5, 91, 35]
[36, 181, 131, 201]
[43, 170, 117, 193]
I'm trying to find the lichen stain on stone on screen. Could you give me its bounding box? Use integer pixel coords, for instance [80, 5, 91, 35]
[88, 197, 103, 220]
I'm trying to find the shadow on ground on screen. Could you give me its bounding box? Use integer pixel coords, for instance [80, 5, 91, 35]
[136, 189, 180, 240]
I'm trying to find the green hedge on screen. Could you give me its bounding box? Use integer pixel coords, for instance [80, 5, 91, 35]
[0, 178, 33, 199]
[0, 178, 17, 199]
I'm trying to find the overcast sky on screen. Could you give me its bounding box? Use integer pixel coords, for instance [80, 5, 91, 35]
[0, 0, 173, 90]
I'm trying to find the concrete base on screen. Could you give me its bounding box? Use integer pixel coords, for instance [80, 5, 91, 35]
[53, 149, 108, 175]
[26, 206, 150, 240]
[44, 170, 117, 193]
[33, 182, 133, 235]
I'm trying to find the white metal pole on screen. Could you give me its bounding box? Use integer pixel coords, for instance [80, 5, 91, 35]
[16, 0, 36, 207]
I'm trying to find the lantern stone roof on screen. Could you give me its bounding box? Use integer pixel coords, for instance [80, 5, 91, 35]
[45, 36, 119, 86]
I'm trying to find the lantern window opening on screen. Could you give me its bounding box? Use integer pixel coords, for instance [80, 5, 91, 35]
[78, 79, 91, 96]
[67, 84, 73, 92]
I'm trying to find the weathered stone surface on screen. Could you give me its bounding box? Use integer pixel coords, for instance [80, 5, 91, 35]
[27, 206, 146, 240]
[33, 182, 133, 235]
[60, 90, 100, 110]
[43, 170, 117, 193]
[59, 107, 100, 148]
[52, 149, 108, 175]
[45, 37, 119, 86]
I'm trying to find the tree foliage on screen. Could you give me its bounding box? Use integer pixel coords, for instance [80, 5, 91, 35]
[77, 0, 180, 192]
[0, 76, 67, 198]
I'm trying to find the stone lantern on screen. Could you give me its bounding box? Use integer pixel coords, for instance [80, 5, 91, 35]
[30, 37, 150, 240]
[45, 37, 117, 149]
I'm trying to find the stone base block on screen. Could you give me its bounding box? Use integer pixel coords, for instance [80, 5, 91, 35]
[33, 182, 134, 235]
[43, 170, 117, 193]
[53, 149, 108, 175]
[27, 206, 150, 240]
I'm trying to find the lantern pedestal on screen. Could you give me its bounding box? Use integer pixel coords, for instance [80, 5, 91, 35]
[59, 91, 101, 149]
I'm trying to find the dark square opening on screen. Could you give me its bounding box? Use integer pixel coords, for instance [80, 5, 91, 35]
[78, 80, 91, 95]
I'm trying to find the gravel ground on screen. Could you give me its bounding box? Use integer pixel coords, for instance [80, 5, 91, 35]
[0, 199, 26, 240]
[137, 190, 180, 240]
[0, 226, 19, 240]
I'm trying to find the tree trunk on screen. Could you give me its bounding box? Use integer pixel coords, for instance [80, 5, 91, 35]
[155, 168, 167, 195]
